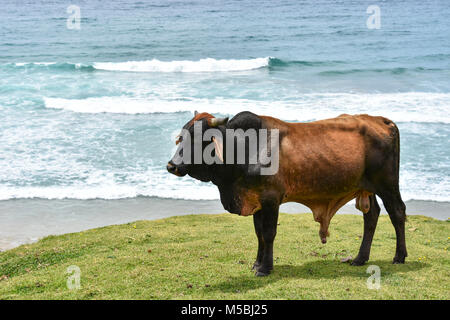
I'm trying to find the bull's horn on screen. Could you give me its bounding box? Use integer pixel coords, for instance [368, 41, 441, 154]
[194, 110, 199, 116]
[208, 117, 229, 127]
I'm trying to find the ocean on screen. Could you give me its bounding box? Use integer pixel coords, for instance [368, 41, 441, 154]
[0, 0, 449, 248]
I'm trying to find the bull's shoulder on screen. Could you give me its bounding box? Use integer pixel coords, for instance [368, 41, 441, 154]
[258, 115, 292, 136]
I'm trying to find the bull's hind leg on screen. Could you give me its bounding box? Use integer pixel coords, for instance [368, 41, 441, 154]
[379, 190, 407, 264]
[351, 195, 381, 266]
[252, 203, 279, 277]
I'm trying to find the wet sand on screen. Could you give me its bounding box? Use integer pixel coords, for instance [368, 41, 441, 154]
[0, 197, 448, 251]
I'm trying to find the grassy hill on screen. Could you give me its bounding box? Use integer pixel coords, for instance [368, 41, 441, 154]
[0, 213, 448, 299]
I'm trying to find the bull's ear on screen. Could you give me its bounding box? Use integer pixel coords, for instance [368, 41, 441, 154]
[194, 110, 199, 116]
[208, 117, 229, 127]
[212, 136, 224, 162]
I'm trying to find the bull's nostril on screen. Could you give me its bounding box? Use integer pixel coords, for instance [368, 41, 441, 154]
[167, 163, 176, 173]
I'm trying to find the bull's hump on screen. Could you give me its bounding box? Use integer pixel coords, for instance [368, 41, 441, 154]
[228, 111, 262, 130]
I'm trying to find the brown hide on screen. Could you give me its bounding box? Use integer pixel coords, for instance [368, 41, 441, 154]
[240, 189, 262, 216]
[256, 114, 395, 243]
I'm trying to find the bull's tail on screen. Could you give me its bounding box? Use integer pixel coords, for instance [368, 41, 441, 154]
[391, 121, 401, 183]
[388, 120, 407, 220]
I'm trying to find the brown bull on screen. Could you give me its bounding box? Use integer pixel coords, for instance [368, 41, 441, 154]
[167, 111, 407, 276]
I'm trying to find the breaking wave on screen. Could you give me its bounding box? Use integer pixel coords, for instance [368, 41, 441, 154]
[4, 58, 444, 75]
[3, 58, 272, 73]
[44, 92, 450, 124]
[92, 57, 271, 72]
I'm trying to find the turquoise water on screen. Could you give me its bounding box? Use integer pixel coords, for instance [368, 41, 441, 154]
[0, 0, 449, 202]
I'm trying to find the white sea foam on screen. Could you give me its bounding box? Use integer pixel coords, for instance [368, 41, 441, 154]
[0, 183, 219, 201]
[92, 57, 271, 72]
[0, 168, 447, 202]
[0, 169, 220, 201]
[399, 169, 450, 202]
[44, 92, 450, 124]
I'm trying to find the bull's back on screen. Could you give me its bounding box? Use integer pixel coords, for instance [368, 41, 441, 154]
[261, 114, 395, 199]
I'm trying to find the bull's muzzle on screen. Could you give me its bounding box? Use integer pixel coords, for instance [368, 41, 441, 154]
[166, 162, 177, 174]
[166, 161, 185, 177]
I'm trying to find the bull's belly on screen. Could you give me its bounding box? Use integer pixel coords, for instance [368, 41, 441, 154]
[282, 188, 373, 244]
[283, 189, 357, 204]
[282, 165, 364, 199]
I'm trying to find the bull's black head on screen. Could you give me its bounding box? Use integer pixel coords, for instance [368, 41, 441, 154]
[167, 111, 228, 182]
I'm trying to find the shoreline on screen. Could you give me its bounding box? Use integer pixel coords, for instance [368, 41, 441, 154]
[0, 197, 448, 251]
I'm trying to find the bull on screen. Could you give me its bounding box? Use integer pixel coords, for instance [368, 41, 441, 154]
[167, 111, 407, 276]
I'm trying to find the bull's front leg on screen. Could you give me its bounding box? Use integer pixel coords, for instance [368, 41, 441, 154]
[252, 213, 264, 271]
[252, 203, 279, 277]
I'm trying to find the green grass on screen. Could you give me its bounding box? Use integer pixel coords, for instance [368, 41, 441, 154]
[0, 213, 448, 300]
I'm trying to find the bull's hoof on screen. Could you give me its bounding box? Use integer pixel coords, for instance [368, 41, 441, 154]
[255, 270, 270, 277]
[252, 261, 261, 271]
[350, 257, 367, 266]
[251, 262, 261, 271]
[392, 256, 406, 264]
